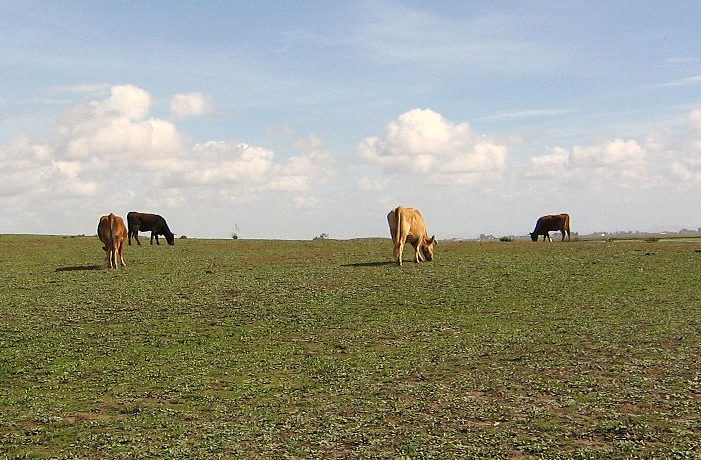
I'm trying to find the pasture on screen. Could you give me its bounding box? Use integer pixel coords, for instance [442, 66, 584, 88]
[0, 235, 699, 459]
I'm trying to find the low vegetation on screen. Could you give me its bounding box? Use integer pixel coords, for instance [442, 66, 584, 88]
[0, 235, 699, 458]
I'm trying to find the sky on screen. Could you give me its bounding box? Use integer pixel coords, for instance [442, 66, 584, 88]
[1, 1, 701, 239]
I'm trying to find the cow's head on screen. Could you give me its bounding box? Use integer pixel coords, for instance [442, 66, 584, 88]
[530, 232, 538, 242]
[421, 236, 437, 261]
[165, 232, 175, 245]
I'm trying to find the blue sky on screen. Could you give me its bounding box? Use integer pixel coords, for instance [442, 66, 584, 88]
[1, 1, 701, 239]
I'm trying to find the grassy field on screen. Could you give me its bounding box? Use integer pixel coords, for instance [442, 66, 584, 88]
[0, 235, 699, 459]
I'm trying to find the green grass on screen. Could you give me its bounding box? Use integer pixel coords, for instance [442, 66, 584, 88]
[1, 235, 700, 459]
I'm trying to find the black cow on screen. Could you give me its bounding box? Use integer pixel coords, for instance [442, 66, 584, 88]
[530, 213, 571, 242]
[127, 212, 175, 246]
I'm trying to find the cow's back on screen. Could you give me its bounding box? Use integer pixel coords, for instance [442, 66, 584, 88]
[127, 211, 143, 230]
[99, 214, 127, 245]
[559, 213, 570, 230]
[388, 206, 426, 244]
[536, 214, 563, 231]
[111, 215, 128, 241]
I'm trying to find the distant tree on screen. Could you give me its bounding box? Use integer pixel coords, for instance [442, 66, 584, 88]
[499, 236, 514, 242]
[313, 233, 329, 241]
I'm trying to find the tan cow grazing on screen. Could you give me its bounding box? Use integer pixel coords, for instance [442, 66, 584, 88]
[387, 206, 437, 266]
[98, 213, 128, 269]
[530, 213, 571, 242]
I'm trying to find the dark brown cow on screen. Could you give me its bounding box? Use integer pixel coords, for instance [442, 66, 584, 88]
[387, 206, 437, 266]
[127, 212, 175, 246]
[530, 213, 571, 242]
[98, 213, 128, 269]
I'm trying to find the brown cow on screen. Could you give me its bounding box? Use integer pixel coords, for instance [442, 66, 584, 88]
[98, 213, 128, 269]
[387, 206, 437, 266]
[530, 213, 571, 242]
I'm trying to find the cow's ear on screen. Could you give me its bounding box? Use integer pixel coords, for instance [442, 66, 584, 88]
[430, 235, 436, 245]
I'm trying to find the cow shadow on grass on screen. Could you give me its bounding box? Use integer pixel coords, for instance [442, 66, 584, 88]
[55, 265, 102, 272]
[342, 261, 395, 267]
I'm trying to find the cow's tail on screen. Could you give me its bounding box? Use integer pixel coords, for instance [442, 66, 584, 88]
[393, 207, 402, 246]
[108, 213, 116, 241]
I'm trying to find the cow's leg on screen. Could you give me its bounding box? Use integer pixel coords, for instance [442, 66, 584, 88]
[546, 233, 552, 242]
[134, 232, 141, 245]
[414, 242, 424, 263]
[118, 241, 126, 268]
[561, 230, 566, 241]
[394, 239, 405, 266]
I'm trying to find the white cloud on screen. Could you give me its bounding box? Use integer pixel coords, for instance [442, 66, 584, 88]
[670, 160, 701, 183]
[180, 141, 333, 193]
[62, 118, 183, 166]
[662, 75, 701, 87]
[690, 109, 701, 133]
[357, 175, 389, 191]
[183, 141, 274, 186]
[357, 108, 507, 183]
[667, 108, 701, 184]
[97, 84, 152, 121]
[292, 195, 319, 209]
[0, 135, 98, 200]
[526, 139, 648, 188]
[0, 85, 335, 234]
[170, 92, 214, 118]
[51, 85, 183, 177]
[524, 146, 569, 180]
[569, 139, 645, 168]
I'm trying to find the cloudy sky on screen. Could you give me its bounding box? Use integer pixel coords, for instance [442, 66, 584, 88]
[1, 1, 700, 239]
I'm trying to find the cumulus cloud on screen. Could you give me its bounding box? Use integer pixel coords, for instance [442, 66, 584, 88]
[0, 84, 334, 232]
[357, 108, 507, 183]
[526, 138, 648, 188]
[670, 160, 701, 183]
[569, 139, 645, 167]
[183, 141, 274, 186]
[0, 136, 99, 201]
[525, 146, 570, 180]
[667, 108, 701, 184]
[54, 84, 183, 172]
[690, 109, 701, 134]
[357, 175, 389, 191]
[170, 92, 214, 118]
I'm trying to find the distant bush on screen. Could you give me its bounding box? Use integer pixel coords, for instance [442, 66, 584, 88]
[499, 236, 514, 242]
[180, 235, 187, 239]
[645, 237, 659, 242]
[231, 233, 239, 240]
[313, 233, 329, 241]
